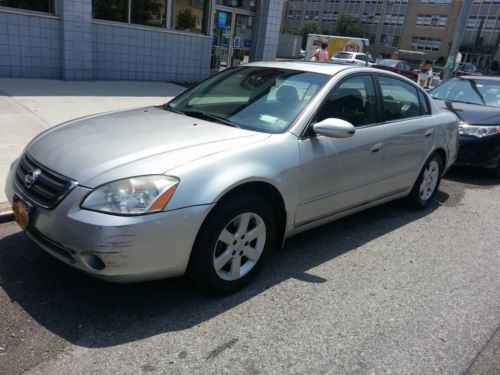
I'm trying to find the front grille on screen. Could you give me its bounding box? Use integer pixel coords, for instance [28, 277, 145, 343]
[15, 153, 77, 208]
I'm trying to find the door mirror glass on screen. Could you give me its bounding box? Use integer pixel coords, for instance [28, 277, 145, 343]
[313, 118, 355, 138]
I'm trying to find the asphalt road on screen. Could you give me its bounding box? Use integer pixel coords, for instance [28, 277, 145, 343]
[0, 168, 499, 375]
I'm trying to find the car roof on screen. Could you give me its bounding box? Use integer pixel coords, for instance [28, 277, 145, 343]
[245, 61, 355, 76]
[244, 61, 423, 83]
[457, 75, 500, 81]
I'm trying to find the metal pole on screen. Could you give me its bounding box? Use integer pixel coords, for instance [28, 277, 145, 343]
[442, 0, 474, 81]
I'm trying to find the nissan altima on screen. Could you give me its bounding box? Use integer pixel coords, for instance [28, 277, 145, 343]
[5, 62, 459, 292]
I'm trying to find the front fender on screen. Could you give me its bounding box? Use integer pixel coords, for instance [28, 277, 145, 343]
[165, 133, 301, 227]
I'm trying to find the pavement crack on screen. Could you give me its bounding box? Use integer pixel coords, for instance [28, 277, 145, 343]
[205, 338, 239, 360]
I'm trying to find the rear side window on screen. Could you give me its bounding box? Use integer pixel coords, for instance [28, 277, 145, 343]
[418, 91, 431, 115]
[379, 76, 421, 121]
[356, 54, 367, 61]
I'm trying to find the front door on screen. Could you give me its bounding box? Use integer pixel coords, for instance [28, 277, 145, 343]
[211, 7, 254, 73]
[295, 74, 386, 226]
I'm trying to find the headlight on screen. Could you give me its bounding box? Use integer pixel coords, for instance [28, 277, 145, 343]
[459, 123, 500, 138]
[81, 175, 179, 215]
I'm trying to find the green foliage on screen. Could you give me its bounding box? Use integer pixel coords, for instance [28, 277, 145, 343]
[176, 8, 197, 31]
[333, 14, 364, 38]
[299, 21, 320, 48]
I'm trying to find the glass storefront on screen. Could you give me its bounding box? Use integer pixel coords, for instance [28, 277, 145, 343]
[215, 0, 256, 12]
[131, 0, 167, 27]
[0, 0, 54, 13]
[211, 1, 255, 72]
[172, 0, 207, 33]
[93, 0, 208, 33]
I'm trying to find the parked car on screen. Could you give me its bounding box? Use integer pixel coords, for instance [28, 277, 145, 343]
[373, 59, 418, 81]
[430, 76, 500, 176]
[331, 52, 374, 66]
[454, 63, 482, 77]
[6, 62, 459, 293]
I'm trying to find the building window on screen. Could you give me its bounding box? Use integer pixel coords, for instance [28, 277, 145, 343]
[172, 0, 207, 33]
[411, 36, 441, 51]
[92, 0, 208, 33]
[215, 0, 256, 12]
[0, 0, 54, 13]
[416, 15, 447, 28]
[131, 0, 167, 27]
[392, 35, 399, 47]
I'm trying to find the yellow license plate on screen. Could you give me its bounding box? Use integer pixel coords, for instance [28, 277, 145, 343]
[12, 197, 31, 231]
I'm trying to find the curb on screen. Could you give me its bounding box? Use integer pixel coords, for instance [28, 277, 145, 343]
[0, 202, 14, 223]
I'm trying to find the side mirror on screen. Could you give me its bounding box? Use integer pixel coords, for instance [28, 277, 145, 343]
[313, 118, 355, 138]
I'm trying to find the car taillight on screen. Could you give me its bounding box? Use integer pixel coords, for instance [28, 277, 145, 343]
[347, 60, 355, 64]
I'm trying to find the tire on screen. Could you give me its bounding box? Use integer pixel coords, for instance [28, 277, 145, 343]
[407, 153, 443, 208]
[187, 194, 277, 293]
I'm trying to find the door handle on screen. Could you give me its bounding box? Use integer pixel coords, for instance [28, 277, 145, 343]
[371, 143, 384, 153]
[425, 129, 434, 137]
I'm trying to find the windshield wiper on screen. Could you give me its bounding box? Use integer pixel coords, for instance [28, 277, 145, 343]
[162, 104, 184, 114]
[182, 110, 240, 128]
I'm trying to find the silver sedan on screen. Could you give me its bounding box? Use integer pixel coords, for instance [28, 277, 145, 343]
[5, 62, 459, 292]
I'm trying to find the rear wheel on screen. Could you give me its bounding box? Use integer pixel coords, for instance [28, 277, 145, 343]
[408, 153, 443, 208]
[188, 194, 276, 293]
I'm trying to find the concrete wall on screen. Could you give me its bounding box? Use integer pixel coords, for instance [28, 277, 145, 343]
[92, 23, 212, 82]
[0, 10, 61, 79]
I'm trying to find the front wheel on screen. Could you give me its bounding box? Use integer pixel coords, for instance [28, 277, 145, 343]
[408, 153, 443, 208]
[187, 194, 276, 293]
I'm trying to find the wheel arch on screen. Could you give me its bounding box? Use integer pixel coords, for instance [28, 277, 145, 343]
[434, 147, 447, 174]
[214, 181, 287, 248]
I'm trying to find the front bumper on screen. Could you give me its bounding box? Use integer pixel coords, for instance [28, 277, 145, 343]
[456, 134, 500, 169]
[5, 161, 213, 282]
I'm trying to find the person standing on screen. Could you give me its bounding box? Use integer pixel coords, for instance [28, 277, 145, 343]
[312, 42, 330, 62]
[418, 59, 433, 88]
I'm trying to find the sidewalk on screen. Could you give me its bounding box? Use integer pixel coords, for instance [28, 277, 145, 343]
[0, 79, 185, 205]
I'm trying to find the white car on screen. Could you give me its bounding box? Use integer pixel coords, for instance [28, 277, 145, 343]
[331, 52, 374, 66]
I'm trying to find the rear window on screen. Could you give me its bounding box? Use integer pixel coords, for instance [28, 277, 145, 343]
[335, 52, 353, 59]
[355, 54, 368, 61]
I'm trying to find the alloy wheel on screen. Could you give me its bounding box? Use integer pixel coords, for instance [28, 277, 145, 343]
[213, 212, 266, 281]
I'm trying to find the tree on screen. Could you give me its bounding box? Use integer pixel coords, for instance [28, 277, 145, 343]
[176, 8, 197, 31]
[299, 21, 320, 49]
[333, 14, 364, 37]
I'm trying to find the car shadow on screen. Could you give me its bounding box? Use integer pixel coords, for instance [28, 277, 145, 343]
[0, 192, 449, 349]
[444, 165, 499, 188]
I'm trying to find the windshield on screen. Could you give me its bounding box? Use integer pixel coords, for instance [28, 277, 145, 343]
[430, 78, 500, 108]
[334, 52, 353, 59]
[166, 66, 330, 133]
[377, 60, 398, 67]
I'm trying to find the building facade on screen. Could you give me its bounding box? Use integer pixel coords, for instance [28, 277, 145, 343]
[283, 0, 500, 70]
[0, 0, 284, 81]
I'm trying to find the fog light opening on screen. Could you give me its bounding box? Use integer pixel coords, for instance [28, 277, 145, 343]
[81, 253, 106, 271]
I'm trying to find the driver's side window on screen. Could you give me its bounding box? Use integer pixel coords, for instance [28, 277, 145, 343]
[315, 75, 377, 127]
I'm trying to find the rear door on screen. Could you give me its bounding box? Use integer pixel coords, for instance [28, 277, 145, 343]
[376, 74, 436, 192]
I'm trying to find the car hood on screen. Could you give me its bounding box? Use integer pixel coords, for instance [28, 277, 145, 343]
[26, 107, 270, 187]
[434, 99, 500, 125]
